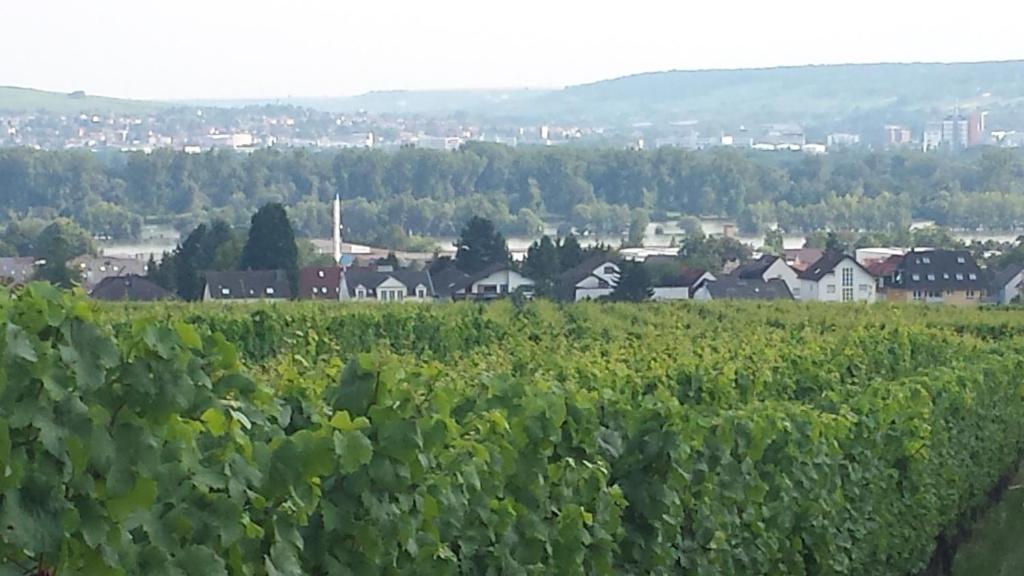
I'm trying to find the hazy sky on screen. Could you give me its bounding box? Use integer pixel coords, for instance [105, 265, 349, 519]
[3, 0, 1022, 100]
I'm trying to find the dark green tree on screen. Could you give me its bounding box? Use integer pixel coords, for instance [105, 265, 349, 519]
[557, 235, 585, 271]
[763, 229, 785, 256]
[609, 261, 652, 302]
[626, 209, 649, 248]
[523, 235, 562, 295]
[454, 216, 509, 274]
[34, 227, 80, 288]
[240, 203, 299, 292]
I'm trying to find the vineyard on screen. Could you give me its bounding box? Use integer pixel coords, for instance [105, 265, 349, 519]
[3, 284, 1024, 575]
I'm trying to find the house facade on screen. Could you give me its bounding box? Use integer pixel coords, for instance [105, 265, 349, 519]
[990, 264, 1024, 305]
[734, 255, 801, 298]
[692, 277, 793, 301]
[339, 266, 434, 302]
[70, 256, 147, 291]
[90, 275, 174, 302]
[203, 270, 292, 302]
[884, 250, 986, 305]
[557, 257, 620, 301]
[446, 265, 535, 300]
[798, 253, 876, 303]
[299, 267, 343, 300]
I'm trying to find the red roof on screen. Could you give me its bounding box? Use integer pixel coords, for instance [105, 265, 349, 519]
[298, 266, 342, 300]
[866, 255, 903, 277]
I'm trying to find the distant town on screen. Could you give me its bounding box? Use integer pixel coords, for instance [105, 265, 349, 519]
[3, 100, 1022, 154]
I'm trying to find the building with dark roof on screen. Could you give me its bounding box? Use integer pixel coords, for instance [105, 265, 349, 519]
[798, 253, 876, 302]
[339, 266, 433, 302]
[651, 268, 715, 300]
[89, 275, 175, 302]
[0, 257, 36, 286]
[733, 255, 800, 297]
[556, 256, 620, 301]
[299, 266, 343, 300]
[885, 250, 985, 305]
[693, 277, 793, 301]
[990, 263, 1024, 305]
[441, 263, 535, 301]
[203, 270, 292, 302]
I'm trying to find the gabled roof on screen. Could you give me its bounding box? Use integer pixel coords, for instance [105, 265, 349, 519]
[204, 270, 292, 300]
[798, 253, 868, 281]
[90, 275, 174, 302]
[431, 266, 471, 298]
[340, 266, 433, 297]
[866, 254, 903, 278]
[783, 247, 825, 271]
[655, 267, 712, 288]
[299, 266, 342, 300]
[449, 263, 529, 293]
[704, 277, 793, 300]
[891, 250, 985, 291]
[734, 255, 780, 279]
[990, 262, 1024, 291]
[557, 255, 619, 288]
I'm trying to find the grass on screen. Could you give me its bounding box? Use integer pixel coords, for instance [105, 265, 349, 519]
[0, 86, 163, 115]
[952, 465, 1024, 576]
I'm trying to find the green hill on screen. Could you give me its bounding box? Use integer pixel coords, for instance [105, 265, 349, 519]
[0, 86, 162, 114]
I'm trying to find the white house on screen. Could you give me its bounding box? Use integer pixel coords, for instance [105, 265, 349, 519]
[990, 264, 1024, 305]
[557, 257, 620, 301]
[797, 253, 876, 303]
[444, 264, 535, 300]
[651, 269, 716, 301]
[733, 255, 801, 298]
[336, 266, 434, 302]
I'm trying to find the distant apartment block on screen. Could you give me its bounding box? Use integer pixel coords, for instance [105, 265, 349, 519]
[826, 133, 861, 148]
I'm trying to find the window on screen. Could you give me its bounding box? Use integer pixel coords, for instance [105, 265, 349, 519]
[859, 284, 870, 293]
[928, 291, 942, 299]
[480, 284, 498, 294]
[927, 274, 936, 281]
[967, 290, 977, 300]
[913, 290, 924, 301]
[355, 287, 366, 298]
[912, 274, 921, 281]
[597, 278, 609, 288]
[317, 270, 325, 278]
[922, 256, 931, 264]
[957, 256, 966, 264]
[603, 265, 616, 274]
[842, 288, 853, 302]
[416, 287, 426, 298]
[220, 287, 230, 296]
[826, 284, 836, 294]
[969, 273, 978, 281]
[842, 267, 853, 287]
[942, 273, 949, 280]
[265, 287, 275, 296]
[321, 286, 329, 294]
[956, 273, 964, 281]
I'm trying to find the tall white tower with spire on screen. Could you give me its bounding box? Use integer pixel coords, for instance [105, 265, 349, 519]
[333, 194, 343, 265]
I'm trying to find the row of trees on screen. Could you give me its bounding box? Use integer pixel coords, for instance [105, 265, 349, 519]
[3, 145, 1024, 246]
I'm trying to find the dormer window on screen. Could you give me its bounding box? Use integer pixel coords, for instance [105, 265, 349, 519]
[912, 274, 921, 281]
[355, 287, 366, 298]
[603, 265, 616, 274]
[317, 270, 325, 278]
[922, 257, 931, 264]
[957, 257, 966, 264]
[969, 273, 977, 280]
[265, 287, 275, 296]
[416, 286, 426, 298]
[942, 273, 949, 280]
[927, 274, 935, 281]
[956, 273, 964, 281]
[321, 286, 329, 294]
[220, 287, 230, 296]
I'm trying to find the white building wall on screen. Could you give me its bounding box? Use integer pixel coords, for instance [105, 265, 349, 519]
[471, 270, 535, 294]
[997, 271, 1024, 304]
[652, 287, 691, 301]
[803, 258, 876, 303]
[762, 259, 801, 298]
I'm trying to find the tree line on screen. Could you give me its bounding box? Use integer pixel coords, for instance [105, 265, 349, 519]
[2, 145, 1024, 249]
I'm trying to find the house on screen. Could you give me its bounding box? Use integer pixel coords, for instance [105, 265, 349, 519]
[0, 257, 36, 285]
[203, 270, 292, 302]
[692, 277, 793, 301]
[556, 257, 620, 301]
[89, 275, 174, 302]
[651, 268, 715, 300]
[446, 264, 535, 301]
[733, 255, 800, 297]
[339, 266, 434, 302]
[884, 250, 986, 305]
[798, 253, 876, 302]
[783, 247, 825, 272]
[431, 267, 472, 300]
[990, 263, 1024, 305]
[866, 255, 904, 291]
[299, 266, 342, 300]
[69, 256, 147, 290]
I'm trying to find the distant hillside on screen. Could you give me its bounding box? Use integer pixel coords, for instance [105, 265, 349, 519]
[541, 61, 1024, 127]
[0, 86, 162, 114]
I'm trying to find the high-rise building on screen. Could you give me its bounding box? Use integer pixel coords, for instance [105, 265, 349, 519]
[941, 115, 969, 150]
[884, 125, 913, 147]
[967, 112, 988, 147]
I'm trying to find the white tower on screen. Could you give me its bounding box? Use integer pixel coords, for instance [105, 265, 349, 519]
[333, 194, 343, 265]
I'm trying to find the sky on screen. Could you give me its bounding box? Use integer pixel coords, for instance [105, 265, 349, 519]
[2, 0, 1022, 100]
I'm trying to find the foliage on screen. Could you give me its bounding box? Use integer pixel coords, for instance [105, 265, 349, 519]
[608, 260, 652, 301]
[454, 216, 509, 274]
[522, 235, 562, 296]
[240, 203, 299, 293]
[5, 291, 1024, 575]
[677, 233, 753, 272]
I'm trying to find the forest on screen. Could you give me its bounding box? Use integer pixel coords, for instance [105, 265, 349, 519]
[1, 144, 1024, 248]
